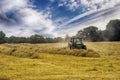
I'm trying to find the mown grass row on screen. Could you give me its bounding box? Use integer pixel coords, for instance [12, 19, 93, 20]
[0, 44, 40, 59]
[47, 47, 100, 57]
[0, 43, 100, 59]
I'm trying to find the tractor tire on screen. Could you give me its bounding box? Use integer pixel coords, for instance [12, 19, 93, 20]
[70, 46, 74, 49]
[82, 45, 87, 50]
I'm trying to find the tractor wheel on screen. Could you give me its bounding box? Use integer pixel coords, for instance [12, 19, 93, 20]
[70, 46, 73, 49]
[82, 45, 87, 50]
[68, 43, 72, 49]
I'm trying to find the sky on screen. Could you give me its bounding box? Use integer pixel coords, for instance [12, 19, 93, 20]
[0, 0, 120, 37]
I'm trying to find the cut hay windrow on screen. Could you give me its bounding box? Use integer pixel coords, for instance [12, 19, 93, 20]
[46, 47, 100, 58]
[0, 44, 100, 59]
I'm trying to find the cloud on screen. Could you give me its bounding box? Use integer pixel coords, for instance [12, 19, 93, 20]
[57, 4, 120, 37]
[59, 0, 120, 28]
[0, 0, 120, 37]
[58, 0, 80, 11]
[0, 0, 30, 12]
[0, 0, 58, 37]
[0, 13, 15, 24]
[58, 0, 116, 12]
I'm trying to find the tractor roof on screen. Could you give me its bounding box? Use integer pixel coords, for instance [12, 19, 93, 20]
[71, 37, 82, 39]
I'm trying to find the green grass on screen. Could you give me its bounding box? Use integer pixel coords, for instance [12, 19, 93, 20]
[0, 42, 120, 80]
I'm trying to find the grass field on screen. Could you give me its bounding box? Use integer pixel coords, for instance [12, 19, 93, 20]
[0, 42, 120, 80]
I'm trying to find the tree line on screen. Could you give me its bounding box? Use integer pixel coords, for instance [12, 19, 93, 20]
[0, 33, 68, 44]
[76, 19, 120, 42]
[0, 19, 120, 44]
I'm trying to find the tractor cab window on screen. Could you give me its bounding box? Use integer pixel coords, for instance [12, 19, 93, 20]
[74, 38, 82, 44]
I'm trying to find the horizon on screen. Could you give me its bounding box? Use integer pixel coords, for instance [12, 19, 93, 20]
[0, 0, 120, 37]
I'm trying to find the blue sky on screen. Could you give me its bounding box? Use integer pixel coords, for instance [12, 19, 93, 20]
[0, 0, 120, 37]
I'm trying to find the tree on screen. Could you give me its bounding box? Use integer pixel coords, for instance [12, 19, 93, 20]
[77, 30, 86, 40]
[77, 26, 102, 41]
[0, 31, 6, 44]
[6, 36, 16, 43]
[29, 34, 47, 43]
[54, 37, 64, 42]
[46, 38, 54, 43]
[106, 19, 120, 41]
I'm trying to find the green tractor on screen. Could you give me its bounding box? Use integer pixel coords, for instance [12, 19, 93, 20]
[68, 38, 87, 49]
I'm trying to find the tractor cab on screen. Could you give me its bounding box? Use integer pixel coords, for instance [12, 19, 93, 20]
[69, 38, 87, 49]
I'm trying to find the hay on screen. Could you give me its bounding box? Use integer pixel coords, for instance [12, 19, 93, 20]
[0, 44, 100, 58]
[48, 47, 100, 58]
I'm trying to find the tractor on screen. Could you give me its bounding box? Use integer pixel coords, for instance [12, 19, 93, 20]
[68, 38, 87, 49]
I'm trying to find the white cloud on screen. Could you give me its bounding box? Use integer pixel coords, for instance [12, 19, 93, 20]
[81, 0, 120, 11]
[0, 0, 31, 12]
[58, 5, 120, 37]
[59, 0, 120, 28]
[0, 0, 120, 37]
[58, 0, 80, 11]
[58, 1, 67, 7]
[0, 0, 58, 37]
[58, 0, 120, 12]
[68, 1, 78, 11]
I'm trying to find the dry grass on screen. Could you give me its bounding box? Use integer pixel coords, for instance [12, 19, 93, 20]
[0, 44, 40, 59]
[0, 42, 120, 80]
[85, 42, 120, 56]
[49, 47, 100, 57]
[0, 43, 100, 58]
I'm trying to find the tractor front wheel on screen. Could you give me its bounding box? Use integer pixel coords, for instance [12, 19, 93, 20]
[82, 45, 87, 50]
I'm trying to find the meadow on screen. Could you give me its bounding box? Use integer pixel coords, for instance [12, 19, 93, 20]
[0, 42, 120, 80]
